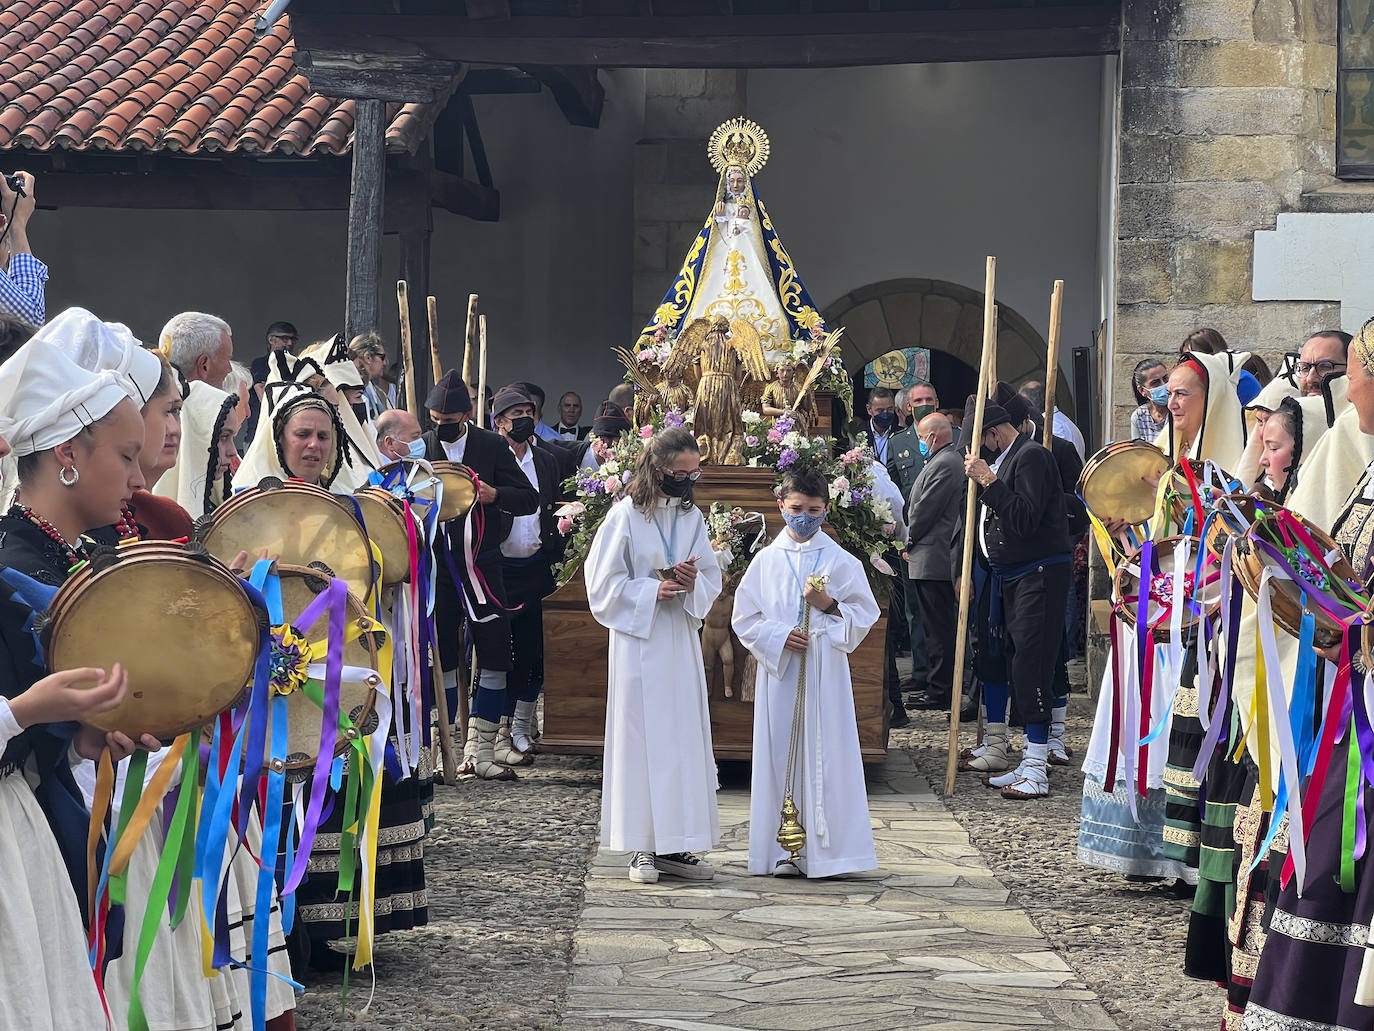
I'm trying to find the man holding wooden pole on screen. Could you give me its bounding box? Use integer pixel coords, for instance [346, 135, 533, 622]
[959, 392, 1074, 800]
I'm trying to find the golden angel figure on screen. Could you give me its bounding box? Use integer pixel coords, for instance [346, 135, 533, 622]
[760, 361, 819, 436]
[666, 315, 769, 465]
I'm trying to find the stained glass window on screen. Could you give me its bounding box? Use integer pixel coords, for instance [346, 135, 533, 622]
[1339, 0, 1374, 177]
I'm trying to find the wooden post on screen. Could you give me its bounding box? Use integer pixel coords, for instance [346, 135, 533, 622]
[344, 99, 386, 343]
[428, 295, 444, 384]
[462, 293, 479, 387]
[398, 221, 432, 406]
[397, 280, 418, 416]
[477, 314, 489, 426]
[945, 257, 998, 796]
[1043, 280, 1065, 448]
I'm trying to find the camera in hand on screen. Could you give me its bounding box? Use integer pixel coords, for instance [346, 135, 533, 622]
[2, 173, 25, 197]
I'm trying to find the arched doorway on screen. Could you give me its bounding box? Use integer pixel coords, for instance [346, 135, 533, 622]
[823, 278, 1074, 419]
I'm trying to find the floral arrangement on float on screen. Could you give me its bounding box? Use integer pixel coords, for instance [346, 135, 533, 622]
[554, 405, 900, 589]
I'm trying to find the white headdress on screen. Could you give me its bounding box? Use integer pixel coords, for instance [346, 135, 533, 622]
[34, 307, 164, 408]
[232, 382, 346, 491]
[0, 338, 131, 457]
[154, 380, 238, 517]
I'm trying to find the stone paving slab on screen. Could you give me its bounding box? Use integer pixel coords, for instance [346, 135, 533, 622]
[563, 750, 1119, 1031]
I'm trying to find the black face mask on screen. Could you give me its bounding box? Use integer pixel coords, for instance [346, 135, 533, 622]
[507, 416, 536, 443]
[351, 402, 368, 426]
[873, 410, 898, 432]
[437, 420, 465, 443]
[661, 474, 693, 498]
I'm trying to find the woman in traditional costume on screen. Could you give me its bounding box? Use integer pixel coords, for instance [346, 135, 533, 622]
[585, 426, 723, 884]
[732, 465, 880, 878]
[236, 383, 428, 972]
[1078, 349, 1248, 881]
[1239, 323, 1374, 1031]
[0, 333, 164, 1031]
[153, 379, 240, 519]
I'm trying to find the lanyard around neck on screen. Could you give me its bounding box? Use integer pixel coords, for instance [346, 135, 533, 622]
[653, 507, 681, 566]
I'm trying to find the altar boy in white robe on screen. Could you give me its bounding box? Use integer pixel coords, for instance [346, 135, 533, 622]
[585, 426, 723, 884]
[733, 466, 881, 878]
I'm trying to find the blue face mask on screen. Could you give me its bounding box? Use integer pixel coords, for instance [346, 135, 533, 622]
[782, 510, 826, 540]
[405, 436, 427, 459]
[1149, 384, 1169, 405]
[918, 438, 930, 458]
[873, 410, 898, 432]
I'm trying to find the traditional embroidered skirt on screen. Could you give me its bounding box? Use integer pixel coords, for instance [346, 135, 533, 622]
[1163, 669, 1205, 872]
[0, 769, 107, 1031]
[1183, 747, 1252, 985]
[1224, 778, 1286, 1031]
[1078, 772, 1198, 882]
[1243, 737, 1374, 1031]
[294, 771, 429, 957]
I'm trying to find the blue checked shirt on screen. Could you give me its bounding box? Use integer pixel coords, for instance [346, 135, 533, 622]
[0, 253, 47, 326]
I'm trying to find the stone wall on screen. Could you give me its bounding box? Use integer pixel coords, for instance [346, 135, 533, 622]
[1112, 0, 1346, 435]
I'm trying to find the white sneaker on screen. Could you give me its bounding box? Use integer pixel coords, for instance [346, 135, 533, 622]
[656, 852, 714, 880]
[628, 851, 659, 883]
[773, 859, 802, 878]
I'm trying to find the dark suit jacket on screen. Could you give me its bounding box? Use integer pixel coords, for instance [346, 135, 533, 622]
[526, 441, 569, 566]
[421, 425, 540, 555]
[536, 435, 582, 485]
[1047, 433, 1088, 537]
[977, 434, 1071, 565]
[554, 424, 590, 440]
[904, 444, 964, 581]
[886, 424, 927, 509]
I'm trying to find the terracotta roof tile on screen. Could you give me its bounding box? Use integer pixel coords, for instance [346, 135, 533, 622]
[0, 1, 432, 155]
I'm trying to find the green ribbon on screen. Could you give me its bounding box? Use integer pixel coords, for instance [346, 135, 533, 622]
[1342, 722, 1359, 893]
[110, 750, 148, 906]
[128, 735, 199, 1031]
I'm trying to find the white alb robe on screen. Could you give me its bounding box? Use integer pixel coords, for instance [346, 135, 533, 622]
[732, 530, 880, 877]
[586, 496, 723, 854]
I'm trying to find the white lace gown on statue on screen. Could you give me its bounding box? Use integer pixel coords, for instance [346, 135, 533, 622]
[585, 496, 722, 855]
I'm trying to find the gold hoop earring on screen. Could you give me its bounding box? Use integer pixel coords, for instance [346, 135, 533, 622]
[58, 465, 79, 487]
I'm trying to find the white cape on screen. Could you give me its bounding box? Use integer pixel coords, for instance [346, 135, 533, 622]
[732, 530, 880, 877]
[586, 496, 723, 854]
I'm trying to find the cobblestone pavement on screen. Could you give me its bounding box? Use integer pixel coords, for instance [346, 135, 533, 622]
[291, 666, 1224, 1030]
[563, 749, 1116, 1031]
[899, 661, 1219, 1031]
[292, 754, 603, 1029]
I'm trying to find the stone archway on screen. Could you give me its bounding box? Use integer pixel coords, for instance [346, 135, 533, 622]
[823, 278, 1074, 419]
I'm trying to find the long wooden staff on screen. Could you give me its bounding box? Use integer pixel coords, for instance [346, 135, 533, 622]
[462, 293, 479, 388]
[1043, 280, 1065, 448]
[945, 257, 998, 795]
[398, 280, 458, 782]
[428, 295, 443, 385]
[397, 280, 418, 416]
[477, 315, 489, 427]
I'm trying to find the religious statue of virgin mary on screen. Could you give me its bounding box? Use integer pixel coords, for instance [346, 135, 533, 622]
[636, 118, 828, 359]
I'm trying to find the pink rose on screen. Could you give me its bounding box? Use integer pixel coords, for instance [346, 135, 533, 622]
[640, 425, 654, 439]
[606, 475, 622, 493]
[557, 516, 573, 535]
[745, 435, 759, 447]
[883, 521, 896, 536]
[767, 428, 783, 444]
[834, 475, 850, 492]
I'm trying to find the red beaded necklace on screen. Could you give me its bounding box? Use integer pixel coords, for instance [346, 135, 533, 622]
[7, 504, 87, 570]
[115, 503, 138, 541]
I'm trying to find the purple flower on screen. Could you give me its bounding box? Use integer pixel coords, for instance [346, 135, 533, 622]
[778, 448, 799, 470]
[745, 434, 759, 447]
[581, 478, 606, 495]
[775, 416, 795, 435]
[664, 409, 685, 428]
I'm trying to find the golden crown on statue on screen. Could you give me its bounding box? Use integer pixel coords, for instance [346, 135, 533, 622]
[708, 117, 770, 177]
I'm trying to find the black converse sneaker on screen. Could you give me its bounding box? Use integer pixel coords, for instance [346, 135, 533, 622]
[628, 851, 659, 883]
[655, 852, 714, 881]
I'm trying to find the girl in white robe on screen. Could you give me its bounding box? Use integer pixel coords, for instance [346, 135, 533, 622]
[732, 466, 881, 878]
[584, 427, 722, 883]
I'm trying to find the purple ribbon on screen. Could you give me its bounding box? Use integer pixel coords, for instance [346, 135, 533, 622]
[280, 576, 349, 895]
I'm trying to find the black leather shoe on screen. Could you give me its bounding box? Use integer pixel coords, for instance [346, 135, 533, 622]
[911, 691, 952, 711]
[889, 706, 911, 728]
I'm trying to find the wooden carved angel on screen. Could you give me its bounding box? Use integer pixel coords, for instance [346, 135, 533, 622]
[665, 315, 770, 465]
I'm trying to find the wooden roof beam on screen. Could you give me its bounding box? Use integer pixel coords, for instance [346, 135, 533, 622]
[291, 7, 1121, 69]
[523, 66, 604, 127]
